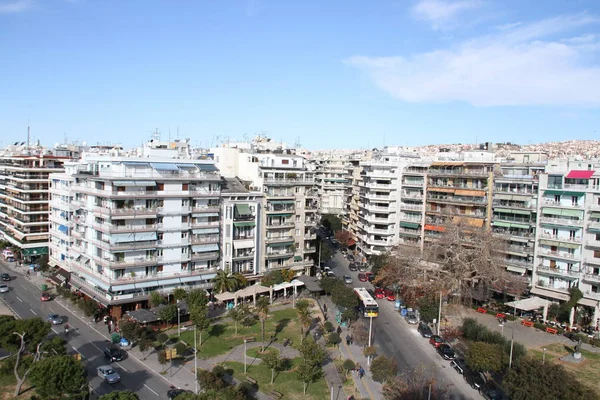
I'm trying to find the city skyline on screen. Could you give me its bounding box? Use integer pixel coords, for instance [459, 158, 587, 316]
[1, 0, 600, 150]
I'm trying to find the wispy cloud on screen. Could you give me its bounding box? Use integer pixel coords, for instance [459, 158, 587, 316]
[412, 0, 483, 30]
[0, 0, 34, 14]
[345, 13, 600, 107]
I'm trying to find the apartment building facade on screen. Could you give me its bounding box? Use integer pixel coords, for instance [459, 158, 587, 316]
[398, 162, 429, 252]
[342, 156, 363, 246]
[0, 154, 67, 259]
[313, 157, 347, 215]
[49, 156, 222, 317]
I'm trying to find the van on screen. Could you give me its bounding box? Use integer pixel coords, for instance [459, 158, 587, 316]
[2, 249, 14, 260]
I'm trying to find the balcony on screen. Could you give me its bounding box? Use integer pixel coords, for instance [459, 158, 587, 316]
[265, 191, 295, 198]
[539, 233, 581, 243]
[541, 199, 582, 208]
[401, 181, 424, 187]
[232, 251, 255, 260]
[266, 207, 295, 214]
[494, 188, 535, 195]
[93, 206, 158, 217]
[190, 251, 220, 261]
[588, 222, 600, 230]
[428, 195, 488, 205]
[585, 291, 600, 300]
[583, 274, 600, 283]
[192, 235, 220, 244]
[190, 221, 219, 229]
[93, 255, 158, 268]
[534, 282, 571, 294]
[263, 177, 315, 185]
[265, 249, 294, 258]
[267, 220, 295, 229]
[362, 214, 396, 224]
[540, 217, 583, 226]
[92, 223, 157, 234]
[399, 203, 422, 211]
[402, 192, 423, 199]
[504, 258, 533, 269]
[428, 168, 489, 177]
[398, 228, 420, 236]
[585, 258, 600, 266]
[265, 235, 294, 244]
[537, 248, 579, 260]
[365, 204, 392, 212]
[303, 247, 316, 253]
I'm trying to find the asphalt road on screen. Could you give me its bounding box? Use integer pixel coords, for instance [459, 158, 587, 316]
[0, 260, 171, 399]
[322, 236, 480, 400]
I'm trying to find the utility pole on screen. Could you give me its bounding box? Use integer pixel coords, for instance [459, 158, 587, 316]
[194, 325, 198, 394]
[367, 316, 373, 365]
[437, 290, 443, 335]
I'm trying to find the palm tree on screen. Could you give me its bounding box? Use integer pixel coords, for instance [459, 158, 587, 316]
[233, 273, 248, 289]
[256, 297, 270, 351]
[295, 300, 312, 342]
[211, 270, 238, 294]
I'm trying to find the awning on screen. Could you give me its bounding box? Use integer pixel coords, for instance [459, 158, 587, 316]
[110, 232, 157, 244]
[578, 297, 600, 307]
[294, 255, 303, 261]
[21, 247, 48, 256]
[112, 283, 136, 291]
[542, 208, 563, 216]
[561, 209, 583, 218]
[133, 181, 156, 187]
[215, 292, 235, 302]
[427, 188, 455, 193]
[193, 228, 219, 234]
[150, 163, 179, 171]
[58, 224, 68, 234]
[590, 212, 600, 219]
[197, 212, 219, 217]
[492, 221, 512, 228]
[134, 280, 160, 289]
[235, 204, 252, 216]
[192, 244, 219, 252]
[176, 163, 197, 169]
[196, 163, 218, 171]
[510, 223, 530, 230]
[530, 286, 569, 301]
[113, 181, 136, 187]
[159, 278, 182, 286]
[424, 224, 445, 232]
[512, 209, 531, 215]
[495, 194, 513, 200]
[122, 161, 149, 167]
[233, 221, 256, 227]
[347, 239, 356, 247]
[495, 208, 514, 214]
[539, 239, 556, 246]
[543, 190, 564, 195]
[454, 189, 485, 197]
[400, 221, 420, 229]
[566, 170, 595, 179]
[234, 239, 254, 249]
[505, 296, 550, 311]
[558, 242, 581, 250]
[507, 266, 527, 274]
[269, 213, 293, 217]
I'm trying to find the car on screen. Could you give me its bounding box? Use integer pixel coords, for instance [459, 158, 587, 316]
[385, 289, 395, 301]
[348, 263, 358, 271]
[0, 273, 10, 281]
[97, 365, 121, 384]
[168, 389, 194, 399]
[405, 311, 419, 324]
[450, 358, 467, 374]
[47, 314, 63, 325]
[481, 383, 504, 400]
[0, 284, 9, 293]
[40, 293, 52, 301]
[326, 271, 335, 278]
[366, 272, 375, 282]
[344, 275, 353, 284]
[437, 344, 456, 360]
[358, 264, 369, 272]
[464, 368, 486, 392]
[358, 273, 368, 282]
[103, 346, 124, 362]
[429, 335, 444, 348]
[347, 254, 355, 262]
[374, 288, 386, 299]
[6, 257, 16, 262]
[417, 322, 434, 338]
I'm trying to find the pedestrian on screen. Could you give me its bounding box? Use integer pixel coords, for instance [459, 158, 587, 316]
[359, 367, 365, 379]
[337, 325, 342, 335]
[323, 303, 327, 313]
[350, 334, 354, 345]
[345, 334, 351, 346]
[107, 324, 111, 334]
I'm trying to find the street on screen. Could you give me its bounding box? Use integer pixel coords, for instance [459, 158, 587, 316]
[0, 260, 172, 399]
[323, 237, 479, 400]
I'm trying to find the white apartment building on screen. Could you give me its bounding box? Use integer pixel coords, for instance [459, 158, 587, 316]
[342, 155, 365, 245]
[532, 160, 600, 327]
[210, 146, 317, 275]
[49, 156, 221, 317]
[220, 177, 263, 280]
[0, 154, 67, 259]
[313, 157, 347, 215]
[398, 162, 429, 252]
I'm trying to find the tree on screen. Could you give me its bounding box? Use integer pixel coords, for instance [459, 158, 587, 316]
[119, 319, 141, 341]
[228, 305, 248, 335]
[173, 288, 188, 302]
[298, 337, 327, 367]
[99, 391, 140, 400]
[364, 346, 377, 359]
[190, 305, 211, 346]
[40, 335, 67, 357]
[281, 269, 296, 283]
[369, 253, 390, 277]
[158, 304, 179, 326]
[331, 285, 359, 310]
[295, 300, 312, 342]
[504, 357, 599, 400]
[188, 289, 209, 309]
[318, 276, 341, 295]
[351, 321, 369, 348]
[150, 291, 166, 307]
[255, 297, 270, 351]
[212, 270, 239, 294]
[321, 214, 341, 233]
[314, 239, 333, 264]
[157, 332, 169, 347]
[327, 332, 341, 346]
[324, 321, 335, 333]
[262, 350, 283, 384]
[138, 333, 155, 360]
[158, 350, 168, 372]
[29, 355, 87, 399]
[296, 359, 322, 395]
[197, 369, 227, 391]
[370, 355, 398, 383]
[383, 366, 446, 400]
[417, 295, 440, 324]
[0, 317, 52, 396]
[334, 230, 353, 248]
[175, 342, 187, 357]
[261, 270, 284, 287]
[342, 359, 355, 377]
[233, 273, 248, 289]
[465, 342, 503, 373]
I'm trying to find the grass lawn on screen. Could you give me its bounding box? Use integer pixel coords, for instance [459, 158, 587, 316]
[179, 308, 303, 359]
[534, 342, 600, 392]
[224, 358, 330, 400]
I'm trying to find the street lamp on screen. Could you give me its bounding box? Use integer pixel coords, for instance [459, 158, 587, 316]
[543, 347, 547, 365]
[367, 316, 373, 366]
[244, 339, 248, 373]
[177, 307, 181, 337]
[503, 325, 515, 369]
[194, 325, 198, 394]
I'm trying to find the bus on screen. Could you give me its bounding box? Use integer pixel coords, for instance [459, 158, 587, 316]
[354, 287, 379, 318]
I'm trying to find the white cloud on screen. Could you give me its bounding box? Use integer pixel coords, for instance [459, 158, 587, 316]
[412, 0, 483, 29]
[0, 0, 34, 14]
[346, 14, 600, 107]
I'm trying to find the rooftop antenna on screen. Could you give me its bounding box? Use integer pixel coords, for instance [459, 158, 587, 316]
[168, 127, 171, 141]
[27, 123, 30, 151]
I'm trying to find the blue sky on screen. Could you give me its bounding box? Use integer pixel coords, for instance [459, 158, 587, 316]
[1, 0, 600, 150]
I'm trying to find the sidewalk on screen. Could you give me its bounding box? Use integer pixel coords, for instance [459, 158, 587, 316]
[318, 295, 383, 400]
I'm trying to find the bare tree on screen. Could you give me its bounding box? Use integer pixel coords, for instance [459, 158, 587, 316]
[13, 332, 43, 397]
[383, 365, 448, 400]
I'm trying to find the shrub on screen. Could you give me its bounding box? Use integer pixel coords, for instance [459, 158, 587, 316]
[533, 322, 546, 331]
[174, 342, 187, 356]
[212, 365, 226, 378]
[323, 321, 334, 333]
[327, 332, 341, 346]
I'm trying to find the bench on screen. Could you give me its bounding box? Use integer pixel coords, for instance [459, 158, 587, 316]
[247, 377, 258, 386]
[270, 390, 284, 399]
[476, 308, 487, 314]
[244, 337, 256, 343]
[546, 327, 558, 335]
[521, 320, 534, 328]
[496, 313, 506, 319]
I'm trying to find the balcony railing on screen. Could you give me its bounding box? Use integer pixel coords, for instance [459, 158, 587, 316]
[537, 264, 581, 277]
[540, 217, 583, 226]
[538, 248, 578, 259]
[539, 233, 581, 242]
[542, 199, 582, 208]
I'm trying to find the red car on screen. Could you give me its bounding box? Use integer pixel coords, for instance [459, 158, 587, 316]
[386, 291, 396, 301]
[374, 288, 386, 299]
[429, 335, 444, 348]
[40, 293, 52, 302]
[358, 273, 368, 282]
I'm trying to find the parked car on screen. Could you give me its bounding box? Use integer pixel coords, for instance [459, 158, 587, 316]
[358, 273, 368, 282]
[40, 293, 52, 301]
[344, 275, 353, 284]
[464, 369, 486, 392]
[0, 273, 11, 281]
[481, 383, 504, 400]
[358, 264, 369, 272]
[6, 257, 15, 263]
[47, 314, 63, 325]
[366, 272, 375, 282]
[103, 346, 124, 362]
[437, 344, 456, 360]
[168, 389, 193, 399]
[348, 263, 358, 271]
[347, 254, 355, 262]
[417, 322, 433, 338]
[0, 284, 9, 293]
[374, 288, 386, 299]
[405, 311, 419, 325]
[429, 335, 444, 348]
[385, 289, 395, 301]
[97, 366, 120, 384]
[450, 358, 467, 374]
[326, 271, 336, 278]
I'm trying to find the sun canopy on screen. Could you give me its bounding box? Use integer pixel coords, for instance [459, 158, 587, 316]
[566, 170, 594, 179]
[214, 291, 236, 302]
[236, 284, 270, 298]
[505, 296, 550, 311]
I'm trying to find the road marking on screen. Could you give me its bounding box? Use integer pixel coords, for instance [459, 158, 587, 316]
[116, 362, 129, 373]
[29, 308, 37, 315]
[49, 308, 56, 313]
[15, 296, 23, 303]
[143, 384, 159, 396]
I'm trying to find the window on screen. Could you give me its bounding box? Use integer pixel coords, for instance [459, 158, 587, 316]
[158, 232, 163, 240]
[571, 196, 579, 206]
[596, 233, 600, 241]
[592, 285, 599, 294]
[157, 249, 163, 256]
[225, 225, 231, 238]
[157, 183, 164, 191]
[282, 159, 289, 165]
[226, 206, 232, 219]
[182, 183, 189, 191]
[157, 265, 163, 273]
[295, 229, 300, 236]
[595, 250, 600, 259]
[181, 263, 188, 271]
[182, 199, 189, 206]
[552, 228, 558, 236]
[226, 243, 231, 256]
[182, 216, 189, 223]
[181, 232, 188, 239]
[570, 230, 576, 240]
[181, 247, 188, 254]
[554, 195, 561, 202]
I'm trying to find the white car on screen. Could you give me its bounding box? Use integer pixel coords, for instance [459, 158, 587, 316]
[344, 275, 353, 284]
[0, 285, 8, 293]
[97, 365, 121, 384]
